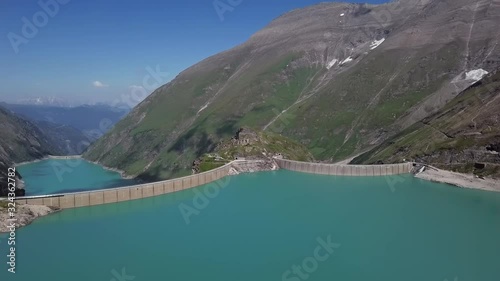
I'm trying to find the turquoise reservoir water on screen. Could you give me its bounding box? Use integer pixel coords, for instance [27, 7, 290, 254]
[1, 170, 500, 281]
[16, 159, 138, 195]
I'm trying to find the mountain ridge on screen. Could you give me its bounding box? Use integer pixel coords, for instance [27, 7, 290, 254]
[84, 0, 500, 181]
[0, 106, 63, 196]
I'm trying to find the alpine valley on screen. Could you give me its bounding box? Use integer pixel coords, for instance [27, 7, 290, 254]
[78, 0, 500, 181]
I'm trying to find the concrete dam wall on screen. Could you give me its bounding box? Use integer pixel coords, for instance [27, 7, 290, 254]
[15, 161, 233, 209]
[275, 159, 413, 176]
[14, 159, 412, 209]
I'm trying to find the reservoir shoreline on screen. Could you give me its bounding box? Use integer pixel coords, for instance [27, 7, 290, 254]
[2, 158, 499, 233]
[13, 158, 500, 210]
[14, 155, 83, 166]
[15, 155, 135, 180]
[415, 165, 500, 193]
[16, 156, 499, 195]
[85, 159, 135, 180]
[3, 169, 500, 280]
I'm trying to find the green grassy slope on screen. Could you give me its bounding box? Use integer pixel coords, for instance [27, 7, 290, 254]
[352, 71, 500, 178]
[84, 1, 500, 181]
[278, 43, 464, 161]
[195, 127, 314, 173]
[86, 43, 463, 181]
[0, 106, 62, 196]
[85, 52, 322, 180]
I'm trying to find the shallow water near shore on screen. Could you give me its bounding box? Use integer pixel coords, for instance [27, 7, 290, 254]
[1, 170, 500, 281]
[16, 159, 138, 195]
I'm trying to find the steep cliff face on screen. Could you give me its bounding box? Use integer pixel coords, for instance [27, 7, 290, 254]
[0, 106, 61, 196]
[352, 70, 500, 178]
[85, 0, 500, 181]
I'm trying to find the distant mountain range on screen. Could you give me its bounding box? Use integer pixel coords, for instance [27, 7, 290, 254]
[1, 103, 130, 140]
[0, 101, 132, 196]
[14, 96, 135, 109]
[15, 96, 74, 107]
[0, 106, 62, 196]
[0, 103, 129, 165]
[84, 0, 500, 181]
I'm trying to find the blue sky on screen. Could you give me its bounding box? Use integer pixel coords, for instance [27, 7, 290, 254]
[0, 0, 387, 105]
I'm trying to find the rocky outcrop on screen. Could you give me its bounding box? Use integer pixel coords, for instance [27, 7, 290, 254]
[233, 128, 260, 146]
[0, 163, 25, 197]
[228, 160, 280, 175]
[0, 203, 60, 233]
[193, 127, 313, 173]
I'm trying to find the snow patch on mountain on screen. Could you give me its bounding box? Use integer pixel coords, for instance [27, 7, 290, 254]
[370, 38, 386, 50]
[326, 59, 338, 70]
[465, 69, 489, 82]
[197, 102, 209, 114]
[340, 57, 353, 65]
[16, 96, 73, 107]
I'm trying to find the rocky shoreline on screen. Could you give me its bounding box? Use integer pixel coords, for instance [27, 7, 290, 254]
[86, 159, 136, 180]
[415, 166, 500, 193]
[0, 202, 60, 233]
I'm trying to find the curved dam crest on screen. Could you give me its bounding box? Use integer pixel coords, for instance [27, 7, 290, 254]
[14, 159, 413, 209]
[274, 159, 412, 176]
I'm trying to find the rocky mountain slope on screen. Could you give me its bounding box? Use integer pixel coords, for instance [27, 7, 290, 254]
[32, 121, 92, 155]
[0, 106, 62, 196]
[352, 69, 500, 178]
[193, 127, 314, 174]
[85, 0, 500, 181]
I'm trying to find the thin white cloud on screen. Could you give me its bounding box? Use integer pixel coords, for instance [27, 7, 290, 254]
[92, 81, 109, 88]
